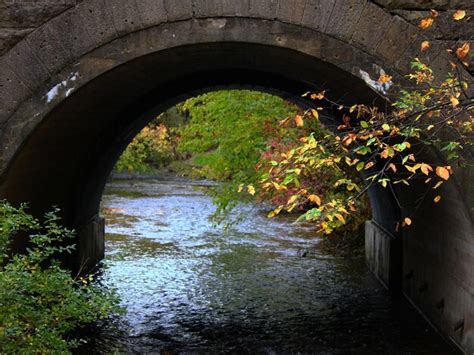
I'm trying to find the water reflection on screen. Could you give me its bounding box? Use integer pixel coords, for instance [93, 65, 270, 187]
[82, 178, 457, 354]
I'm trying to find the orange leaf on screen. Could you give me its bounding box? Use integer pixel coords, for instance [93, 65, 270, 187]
[419, 17, 434, 29]
[453, 10, 466, 21]
[430, 9, 439, 18]
[388, 163, 397, 173]
[436, 166, 450, 180]
[456, 42, 470, 60]
[404, 217, 412, 226]
[378, 73, 393, 84]
[421, 40, 430, 51]
[434, 195, 441, 203]
[308, 194, 322, 206]
[295, 115, 304, 127]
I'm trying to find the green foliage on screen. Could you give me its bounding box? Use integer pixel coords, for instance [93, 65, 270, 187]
[115, 124, 174, 173]
[177, 90, 299, 180]
[0, 201, 121, 353]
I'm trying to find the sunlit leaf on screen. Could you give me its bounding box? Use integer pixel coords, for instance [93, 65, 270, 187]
[404, 217, 412, 226]
[456, 42, 470, 60]
[295, 115, 304, 127]
[436, 166, 450, 180]
[434, 195, 441, 203]
[453, 10, 466, 21]
[419, 17, 434, 29]
[421, 41, 430, 51]
[308, 194, 322, 206]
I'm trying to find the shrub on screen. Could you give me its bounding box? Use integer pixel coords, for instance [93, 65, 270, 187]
[0, 201, 121, 353]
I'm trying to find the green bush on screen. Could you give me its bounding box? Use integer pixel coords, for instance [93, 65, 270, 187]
[0, 201, 121, 353]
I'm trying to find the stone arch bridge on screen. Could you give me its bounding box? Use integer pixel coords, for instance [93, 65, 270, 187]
[0, 0, 472, 352]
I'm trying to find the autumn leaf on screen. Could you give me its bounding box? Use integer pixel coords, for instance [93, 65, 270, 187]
[456, 42, 470, 60]
[434, 195, 441, 203]
[310, 91, 325, 100]
[404, 217, 412, 226]
[295, 115, 304, 127]
[334, 213, 346, 223]
[388, 163, 397, 173]
[420, 163, 433, 176]
[421, 41, 430, 51]
[311, 109, 319, 120]
[247, 184, 256, 195]
[450, 96, 460, 107]
[430, 9, 439, 18]
[435, 166, 450, 180]
[308, 194, 322, 206]
[237, 184, 244, 193]
[378, 74, 393, 84]
[453, 10, 466, 21]
[419, 17, 434, 29]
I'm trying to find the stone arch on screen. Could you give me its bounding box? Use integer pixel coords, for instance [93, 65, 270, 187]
[0, 1, 472, 351]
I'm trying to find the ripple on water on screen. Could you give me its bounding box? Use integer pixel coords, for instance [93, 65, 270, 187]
[79, 179, 458, 354]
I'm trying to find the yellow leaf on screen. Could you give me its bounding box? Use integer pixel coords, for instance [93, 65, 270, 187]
[311, 109, 319, 120]
[427, 125, 434, 131]
[453, 10, 466, 21]
[295, 115, 304, 127]
[434, 195, 441, 203]
[450, 96, 460, 107]
[287, 195, 298, 204]
[419, 17, 434, 29]
[456, 42, 470, 61]
[404, 217, 412, 226]
[421, 40, 430, 51]
[420, 163, 433, 176]
[237, 184, 243, 193]
[247, 185, 256, 196]
[365, 161, 375, 170]
[335, 213, 346, 223]
[435, 166, 450, 180]
[308, 194, 322, 206]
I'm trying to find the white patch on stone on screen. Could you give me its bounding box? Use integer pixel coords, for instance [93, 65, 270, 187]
[45, 72, 79, 103]
[358, 65, 393, 95]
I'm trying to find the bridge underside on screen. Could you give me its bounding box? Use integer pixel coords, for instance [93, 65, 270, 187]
[0, 2, 472, 352]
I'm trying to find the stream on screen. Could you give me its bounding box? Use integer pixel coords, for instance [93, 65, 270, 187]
[80, 177, 457, 354]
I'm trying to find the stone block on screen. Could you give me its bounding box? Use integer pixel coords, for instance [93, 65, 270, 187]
[164, 0, 193, 21]
[194, 0, 223, 18]
[351, 2, 394, 52]
[248, 0, 278, 20]
[105, 0, 143, 35]
[222, 0, 250, 16]
[301, 0, 336, 31]
[325, 0, 366, 40]
[277, 0, 306, 24]
[135, 0, 167, 27]
[3, 40, 50, 92]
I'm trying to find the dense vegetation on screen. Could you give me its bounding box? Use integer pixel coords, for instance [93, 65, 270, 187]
[115, 90, 370, 247]
[0, 201, 121, 352]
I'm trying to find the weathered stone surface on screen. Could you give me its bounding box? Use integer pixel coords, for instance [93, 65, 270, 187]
[301, 0, 335, 30]
[248, 0, 278, 19]
[194, 0, 223, 17]
[164, 0, 193, 21]
[0, 28, 32, 56]
[351, 2, 395, 52]
[222, 0, 250, 16]
[135, 0, 167, 27]
[277, 0, 306, 24]
[325, 0, 367, 40]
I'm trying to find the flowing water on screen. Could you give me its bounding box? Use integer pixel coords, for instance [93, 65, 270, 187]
[81, 177, 458, 354]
